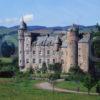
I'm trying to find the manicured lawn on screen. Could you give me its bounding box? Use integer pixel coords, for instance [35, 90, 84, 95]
[0, 78, 100, 100]
[56, 81, 96, 93]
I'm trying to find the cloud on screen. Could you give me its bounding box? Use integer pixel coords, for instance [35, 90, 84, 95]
[0, 14, 34, 24]
[23, 14, 34, 22]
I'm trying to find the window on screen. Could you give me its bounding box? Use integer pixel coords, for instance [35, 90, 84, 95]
[39, 51, 42, 55]
[61, 59, 64, 64]
[53, 51, 55, 55]
[26, 59, 29, 63]
[47, 50, 50, 54]
[33, 51, 35, 54]
[26, 51, 29, 54]
[78, 55, 81, 57]
[39, 59, 41, 63]
[53, 59, 55, 63]
[26, 44, 29, 46]
[78, 48, 81, 50]
[47, 59, 50, 63]
[33, 59, 35, 63]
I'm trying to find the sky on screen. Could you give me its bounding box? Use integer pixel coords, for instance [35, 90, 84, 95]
[0, 0, 100, 27]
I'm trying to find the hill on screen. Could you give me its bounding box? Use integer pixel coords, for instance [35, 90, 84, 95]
[0, 25, 98, 47]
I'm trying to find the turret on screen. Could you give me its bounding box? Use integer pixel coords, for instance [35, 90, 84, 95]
[18, 18, 27, 71]
[66, 24, 79, 72]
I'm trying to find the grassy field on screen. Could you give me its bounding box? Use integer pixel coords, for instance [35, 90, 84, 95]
[0, 57, 12, 63]
[56, 81, 96, 93]
[0, 78, 100, 100]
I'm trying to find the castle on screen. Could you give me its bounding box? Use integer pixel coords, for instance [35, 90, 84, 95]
[18, 20, 91, 73]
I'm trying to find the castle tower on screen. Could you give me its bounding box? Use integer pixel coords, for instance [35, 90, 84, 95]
[24, 27, 31, 71]
[66, 24, 79, 72]
[18, 18, 27, 71]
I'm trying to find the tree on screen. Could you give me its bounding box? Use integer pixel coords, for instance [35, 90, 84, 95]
[68, 66, 85, 82]
[1, 41, 15, 57]
[83, 73, 96, 94]
[48, 63, 62, 73]
[48, 63, 62, 81]
[41, 62, 47, 73]
[96, 81, 100, 95]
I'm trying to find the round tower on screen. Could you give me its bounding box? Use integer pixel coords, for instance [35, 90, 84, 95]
[67, 24, 79, 72]
[18, 18, 27, 71]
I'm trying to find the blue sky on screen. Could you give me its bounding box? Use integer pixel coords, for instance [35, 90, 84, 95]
[0, 0, 100, 27]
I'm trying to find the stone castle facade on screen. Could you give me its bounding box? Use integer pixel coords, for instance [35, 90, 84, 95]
[18, 20, 91, 73]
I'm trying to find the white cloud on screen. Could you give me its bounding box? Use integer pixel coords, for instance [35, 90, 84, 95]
[0, 14, 34, 24]
[23, 14, 34, 22]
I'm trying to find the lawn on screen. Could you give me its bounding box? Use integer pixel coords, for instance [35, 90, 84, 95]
[56, 81, 96, 93]
[0, 78, 100, 100]
[0, 57, 12, 63]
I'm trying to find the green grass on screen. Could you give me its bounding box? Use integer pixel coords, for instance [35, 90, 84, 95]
[0, 57, 12, 63]
[56, 81, 96, 93]
[0, 78, 100, 100]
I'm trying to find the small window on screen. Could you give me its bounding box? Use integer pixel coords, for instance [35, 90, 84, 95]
[33, 51, 35, 54]
[78, 48, 81, 50]
[39, 59, 41, 63]
[39, 51, 42, 55]
[78, 55, 81, 57]
[33, 59, 35, 63]
[61, 59, 64, 64]
[26, 59, 29, 63]
[47, 50, 50, 54]
[47, 59, 50, 63]
[26, 44, 29, 46]
[53, 59, 55, 63]
[53, 51, 55, 55]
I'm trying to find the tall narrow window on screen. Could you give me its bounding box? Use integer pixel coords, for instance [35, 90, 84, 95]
[33, 51, 35, 54]
[61, 59, 64, 64]
[47, 50, 50, 54]
[47, 59, 50, 63]
[26, 59, 29, 63]
[39, 51, 42, 55]
[39, 59, 41, 63]
[53, 59, 55, 63]
[33, 59, 35, 63]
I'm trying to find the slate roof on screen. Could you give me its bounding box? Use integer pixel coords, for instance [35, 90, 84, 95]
[36, 36, 56, 46]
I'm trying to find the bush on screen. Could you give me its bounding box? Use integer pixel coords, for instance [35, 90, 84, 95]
[48, 73, 60, 81]
[96, 81, 100, 94]
[82, 73, 96, 94]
